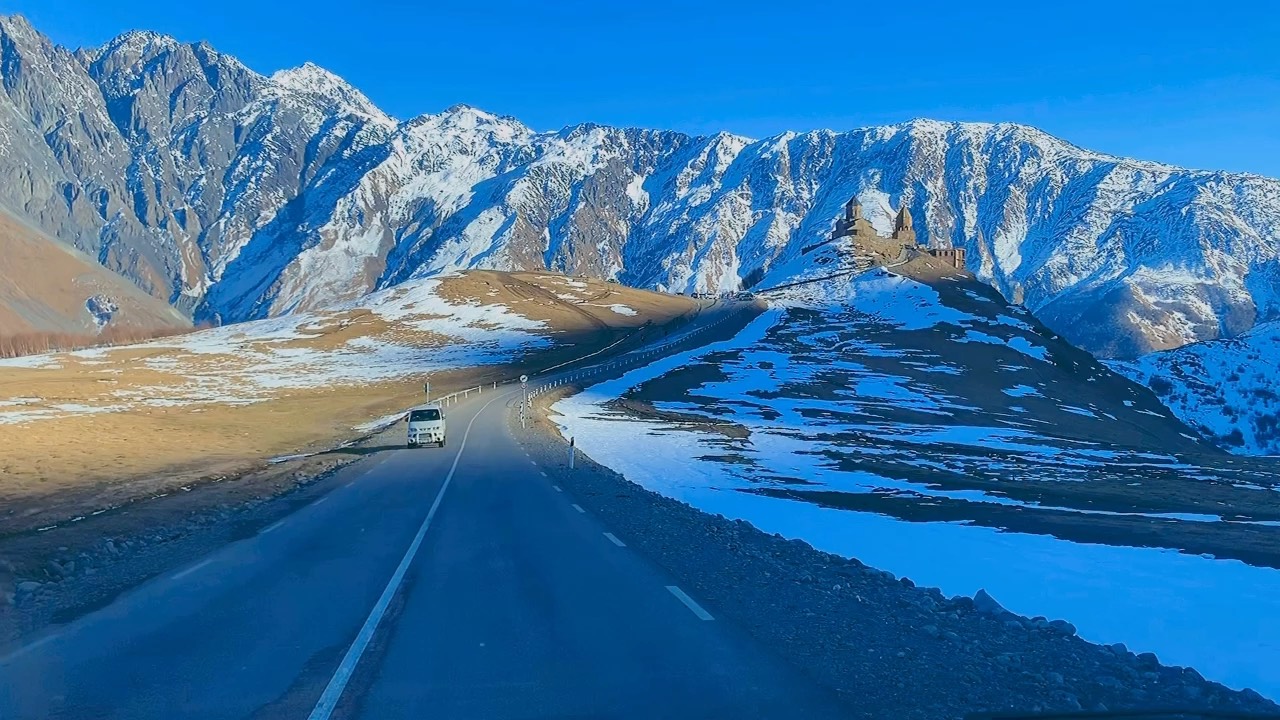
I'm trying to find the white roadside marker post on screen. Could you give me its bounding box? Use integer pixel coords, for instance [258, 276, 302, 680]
[569, 436, 575, 470]
[520, 374, 529, 429]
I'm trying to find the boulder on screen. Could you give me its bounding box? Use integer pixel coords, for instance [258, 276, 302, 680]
[973, 588, 1007, 616]
[1049, 619, 1077, 636]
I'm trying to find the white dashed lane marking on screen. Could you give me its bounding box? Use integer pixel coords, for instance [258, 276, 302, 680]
[666, 586, 714, 621]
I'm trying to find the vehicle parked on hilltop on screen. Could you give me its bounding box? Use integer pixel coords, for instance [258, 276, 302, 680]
[407, 403, 447, 448]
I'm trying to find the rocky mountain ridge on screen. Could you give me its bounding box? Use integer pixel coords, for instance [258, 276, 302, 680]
[0, 14, 1277, 361]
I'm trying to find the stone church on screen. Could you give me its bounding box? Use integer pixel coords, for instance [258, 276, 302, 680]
[830, 196, 965, 269]
[830, 196, 917, 245]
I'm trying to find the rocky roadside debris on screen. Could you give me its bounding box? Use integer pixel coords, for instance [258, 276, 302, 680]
[0, 452, 368, 644]
[515, 400, 1279, 719]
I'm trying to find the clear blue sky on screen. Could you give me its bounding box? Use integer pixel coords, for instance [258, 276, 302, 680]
[10, 0, 1280, 176]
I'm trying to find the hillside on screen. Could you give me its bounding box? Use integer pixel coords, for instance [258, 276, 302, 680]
[0, 14, 1275, 361]
[1113, 321, 1280, 456]
[0, 270, 702, 534]
[0, 210, 189, 343]
[551, 266, 1280, 698]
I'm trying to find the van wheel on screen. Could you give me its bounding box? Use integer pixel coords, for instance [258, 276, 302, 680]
[440, 438, 447, 447]
[407, 442, 417, 449]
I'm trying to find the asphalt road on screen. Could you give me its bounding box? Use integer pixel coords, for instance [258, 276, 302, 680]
[0, 366, 849, 718]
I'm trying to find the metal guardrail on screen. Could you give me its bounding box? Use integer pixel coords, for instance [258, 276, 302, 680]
[412, 299, 747, 415]
[521, 303, 748, 402]
[753, 261, 874, 295]
[966, 710, 1280, 720]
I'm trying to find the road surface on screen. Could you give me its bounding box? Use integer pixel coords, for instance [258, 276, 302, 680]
[0, 359, 849, 718]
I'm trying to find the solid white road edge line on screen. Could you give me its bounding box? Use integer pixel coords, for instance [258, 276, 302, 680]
[603, 532, 625, 547]
[666, 585, 715, 621]
[554, 486, 563, 492]
[171, 557, 216, 581]
[307, 390, 514, 720]
[261, 519, 287, 535]
[0, 630, 58, 664]
[571, 503, 585, 513]
[257, 515, 285, 532]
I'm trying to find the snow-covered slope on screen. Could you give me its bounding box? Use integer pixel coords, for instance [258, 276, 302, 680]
[1114, 322, 1280, 455]
[0, 14, 1277, 361]
[550, 268, 1280, 699]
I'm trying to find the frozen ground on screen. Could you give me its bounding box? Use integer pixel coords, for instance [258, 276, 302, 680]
[552, 271, 1280, 700]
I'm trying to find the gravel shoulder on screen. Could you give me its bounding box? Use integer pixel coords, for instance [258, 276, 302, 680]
[516, 377, 1280, 719]
[0, 424, 408, 646]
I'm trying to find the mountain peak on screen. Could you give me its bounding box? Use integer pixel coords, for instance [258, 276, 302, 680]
[0, 13, 37, 37]
[271, 61, 394, 125]
[443, 102, 485, 114]
[422, 103, 529, 134]
[272, 61, 343, 89]
[94, 28, 181, 61]
[438, 103, 518, 125]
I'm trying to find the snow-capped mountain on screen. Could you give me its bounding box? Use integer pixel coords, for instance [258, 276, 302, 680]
[0, 14, 1277, 360]
[1112, 321, 1280, 456]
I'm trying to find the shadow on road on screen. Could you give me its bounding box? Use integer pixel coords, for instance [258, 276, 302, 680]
[318, 444, 405, 457]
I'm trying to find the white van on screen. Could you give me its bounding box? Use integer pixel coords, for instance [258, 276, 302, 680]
[407, 403, 446, 448]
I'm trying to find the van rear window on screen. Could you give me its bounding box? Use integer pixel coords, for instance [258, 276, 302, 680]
[410, 409, 441, 422]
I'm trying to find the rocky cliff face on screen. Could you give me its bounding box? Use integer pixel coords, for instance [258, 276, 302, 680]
[0, 207, 189, 339]
[0, 14, 1277, 359]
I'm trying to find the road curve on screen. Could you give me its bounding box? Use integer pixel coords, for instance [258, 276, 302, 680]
[0, 357, 848, 719]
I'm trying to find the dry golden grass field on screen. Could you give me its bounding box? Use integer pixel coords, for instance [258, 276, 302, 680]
[0, 270, 703, 535]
